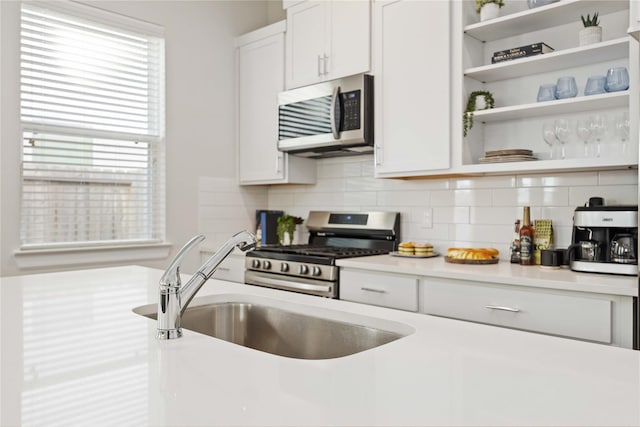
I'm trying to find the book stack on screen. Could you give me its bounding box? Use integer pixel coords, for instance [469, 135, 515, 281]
[491, 42, 554, 64]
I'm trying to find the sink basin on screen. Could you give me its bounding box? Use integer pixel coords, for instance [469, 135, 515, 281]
[133, 294, 413, 359]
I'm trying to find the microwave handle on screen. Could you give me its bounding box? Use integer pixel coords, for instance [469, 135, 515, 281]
[330, 85, 340, 139]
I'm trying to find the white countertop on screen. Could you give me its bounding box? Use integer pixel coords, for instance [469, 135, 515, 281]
[1, 265, 639, 426]
[337, 255, 639, 297]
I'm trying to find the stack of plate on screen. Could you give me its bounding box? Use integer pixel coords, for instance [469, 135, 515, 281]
[479, 149, 537, 163]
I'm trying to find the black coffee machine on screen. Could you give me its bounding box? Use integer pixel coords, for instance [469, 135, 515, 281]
[570, 197, 638, 276]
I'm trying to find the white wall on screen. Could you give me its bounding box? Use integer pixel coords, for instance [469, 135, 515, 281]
[267, 155, 639, 259]
[0, 1, 269, 276]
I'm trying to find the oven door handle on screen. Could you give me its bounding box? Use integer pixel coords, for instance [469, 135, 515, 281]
[245, 271, 334, 296]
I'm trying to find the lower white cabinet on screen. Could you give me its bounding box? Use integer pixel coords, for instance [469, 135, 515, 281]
[420, 277, 634, 348]
[201, 251, 246, 284]
[340, 268, 418, 311]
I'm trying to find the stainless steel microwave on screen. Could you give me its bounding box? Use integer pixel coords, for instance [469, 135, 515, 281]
[277, 73, 373, 158]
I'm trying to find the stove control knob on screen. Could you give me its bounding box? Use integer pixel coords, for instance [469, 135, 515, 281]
[280, 263, 289, 273]
[263, 260, 271, 270]
[311, 266, 322, 277]
[298, 264, 309, 275]
[251, 259, 261, 269]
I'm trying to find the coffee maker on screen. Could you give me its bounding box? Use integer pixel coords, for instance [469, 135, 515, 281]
[570, 197, 638, 276]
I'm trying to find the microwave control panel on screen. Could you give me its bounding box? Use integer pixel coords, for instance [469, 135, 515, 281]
[340, 90, 361, 131]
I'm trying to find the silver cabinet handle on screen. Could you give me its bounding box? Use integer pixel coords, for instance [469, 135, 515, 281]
[323, 53, 329, 75]
[375, 144, 383, 166]
[361, 287, 387, 294]
[275, 154, 282, 174]
[317, 54, 323, 76]
[485, 305, 520, 313]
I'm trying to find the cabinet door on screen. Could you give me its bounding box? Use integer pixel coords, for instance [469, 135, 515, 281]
[238, 33, 285, 183]
[286, 1, 326, 89]
[373, 0, 451, 176]
[237, 26, 316, 185]
[327, 0, 370, 80]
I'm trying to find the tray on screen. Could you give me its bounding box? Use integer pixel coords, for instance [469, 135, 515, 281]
[444, 256, 499, 264]
[390, 251, 439, 259]
[479, 155, 538, 163]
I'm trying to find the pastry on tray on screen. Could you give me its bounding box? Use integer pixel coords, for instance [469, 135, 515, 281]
[414, 242, 434, 256]
[398, 241, 415, 255]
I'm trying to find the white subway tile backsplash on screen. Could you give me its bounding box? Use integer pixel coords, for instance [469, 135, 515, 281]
[598, 170, 639, 185]
[451, 175, 516, 189]
[433, 207, 469, 224]
[517, 172, 598, 187]
[431, 189, 493, 207]
[470, 206, 520, 225]
[198, 159, 638, 259]
[569, 185, 638, 206]
[377, 190, 430, 207]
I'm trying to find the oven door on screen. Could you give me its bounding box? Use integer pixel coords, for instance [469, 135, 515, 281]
[245, 270, 336, 298]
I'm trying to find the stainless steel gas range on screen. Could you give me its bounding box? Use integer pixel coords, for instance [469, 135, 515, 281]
[245, 211, 400, 298]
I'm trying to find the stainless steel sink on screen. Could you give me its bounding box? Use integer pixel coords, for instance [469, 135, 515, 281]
[134, 294, 413, 359]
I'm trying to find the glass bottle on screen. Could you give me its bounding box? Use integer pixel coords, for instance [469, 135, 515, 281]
[519, 206, 535, 266]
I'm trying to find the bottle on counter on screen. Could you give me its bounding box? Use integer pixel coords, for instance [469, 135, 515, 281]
[510, 219, 521, 264]
[519, 206, 535, 266]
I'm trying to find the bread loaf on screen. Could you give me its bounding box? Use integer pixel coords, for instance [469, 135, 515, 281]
[447, 247, 499, 260]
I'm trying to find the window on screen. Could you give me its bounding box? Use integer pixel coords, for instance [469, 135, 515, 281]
[19, 2, 165, 249]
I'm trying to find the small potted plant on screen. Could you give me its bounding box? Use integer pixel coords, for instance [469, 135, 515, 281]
[579, 12, 602, 46]
[463, 90, 495, 137]
[277, 214, 304, 245]
[476, 0, 504, 21]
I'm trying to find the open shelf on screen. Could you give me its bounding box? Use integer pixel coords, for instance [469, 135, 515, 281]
[464, 38, 629, 83]
[464, 0, 628, 42]
[468, 90, 629, 123]
[459, 157, 637, 175]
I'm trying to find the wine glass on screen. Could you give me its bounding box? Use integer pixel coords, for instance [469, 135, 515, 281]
[576, 118, 592, 158]
[542, 121, 557, 159]
[589, 114, 608, 158]
[554, 118, 570, 159]
[615, 111, 630, 155]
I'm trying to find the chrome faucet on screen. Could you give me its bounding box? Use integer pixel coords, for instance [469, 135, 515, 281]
[157, 230, 256, 339]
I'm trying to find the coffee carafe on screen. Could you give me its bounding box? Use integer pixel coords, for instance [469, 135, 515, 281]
[569, 198, 638, 275]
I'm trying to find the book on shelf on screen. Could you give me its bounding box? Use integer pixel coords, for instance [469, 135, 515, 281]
[491, 42, 554, 64]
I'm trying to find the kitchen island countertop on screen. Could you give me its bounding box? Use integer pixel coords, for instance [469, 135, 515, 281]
[1, 265, 639, 426]
[337, 254, 639, 297]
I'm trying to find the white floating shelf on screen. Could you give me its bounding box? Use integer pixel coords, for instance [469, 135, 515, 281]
[465, 38, 629, 83]
[464, 0, 629, 42]
[468, 91, 629, 123]
[459, 157, 636, 175]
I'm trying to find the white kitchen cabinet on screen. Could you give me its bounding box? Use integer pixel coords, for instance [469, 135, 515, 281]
[630, 0, 640, 39]
[285, 0, 370, 89]
[420, 276, 634, 348]
[340, 268, 419, 311]
[457, 0, 636, 175]
[236, 22, 316, 185]
[372, 0, 451, 177]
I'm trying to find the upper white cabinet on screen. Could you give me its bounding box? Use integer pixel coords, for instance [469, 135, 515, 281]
[285, 0, 371, 89]
[373, 0, 451, 177]
[457, 0, 636, 175]
[236, 22, 316, 185]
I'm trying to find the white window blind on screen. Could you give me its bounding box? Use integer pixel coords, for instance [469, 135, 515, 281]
[20, 3, 165, 249]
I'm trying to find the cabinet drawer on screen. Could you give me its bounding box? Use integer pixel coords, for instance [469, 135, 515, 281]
[340, 269, 418, 311]
[422, 279, 612, 343]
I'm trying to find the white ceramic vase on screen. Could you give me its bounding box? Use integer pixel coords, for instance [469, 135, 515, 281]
[480, 3, 500, 21]
[475, 96, 487, 110]
[579, 26, 602, 46]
